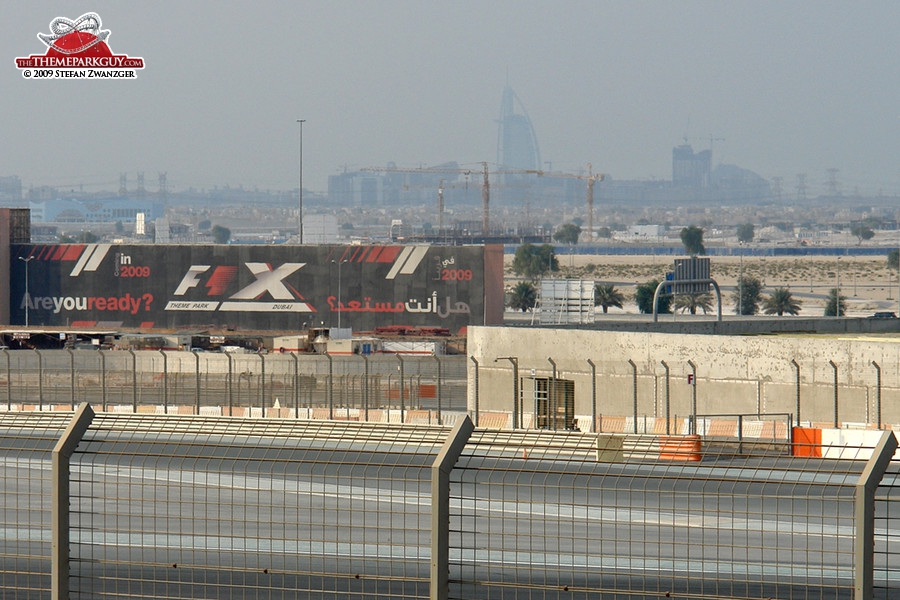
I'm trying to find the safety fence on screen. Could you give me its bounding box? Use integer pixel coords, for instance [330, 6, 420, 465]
[0, 406, 898, 599]
[0, 349, 466, 421]
[4, 350, 900, 433]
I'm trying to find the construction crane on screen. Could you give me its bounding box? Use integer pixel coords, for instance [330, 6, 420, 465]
[362, 163, 493, 235]
[528, 164, 605, 242]
[402, 177, 467, 241]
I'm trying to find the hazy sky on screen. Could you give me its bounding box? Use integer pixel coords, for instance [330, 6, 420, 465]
[3, 2, 900, 197]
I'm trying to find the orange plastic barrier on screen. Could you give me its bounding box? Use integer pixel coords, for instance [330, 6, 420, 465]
[792, 427, 822, 457]
[659, 435, 702, 461]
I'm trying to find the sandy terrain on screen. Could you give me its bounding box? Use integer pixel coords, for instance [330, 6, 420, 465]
[505, 254, 899, 317]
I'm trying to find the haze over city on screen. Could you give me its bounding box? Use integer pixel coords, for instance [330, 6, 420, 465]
[3, 2, 900, 197]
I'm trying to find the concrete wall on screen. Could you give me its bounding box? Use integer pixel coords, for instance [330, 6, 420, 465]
[506, 316, 900, 336]
[468, 326, 900, 427]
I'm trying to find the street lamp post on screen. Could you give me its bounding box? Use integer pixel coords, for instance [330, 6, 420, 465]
[18, 256, 34, 327]
[738, 241, 743, 316]
[837, 256, 841, 288]
[836, 256, 842, 317]
[296, 118, 306, 244]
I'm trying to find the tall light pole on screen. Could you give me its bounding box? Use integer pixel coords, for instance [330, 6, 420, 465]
[296, 118, 306, 244]
[738, 241, 743, 316]
[836, 256, 842, 317]
[18, 256, 34, 327]
[837, 256, 841, 289]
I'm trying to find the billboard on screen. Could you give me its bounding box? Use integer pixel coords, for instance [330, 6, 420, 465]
[10, 243, 503, 332]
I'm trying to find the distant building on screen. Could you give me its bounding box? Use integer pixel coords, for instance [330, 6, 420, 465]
[327, 163, 454, 208]
[304, 214, 340, 244]
[496, 86, 542, 208]
[28, 197, 164, 223]
[496, 85, 541, 172]
[0, 176, 22, 204]
[328, 171, 383, 207]
[672, 144, 711, 188]
[622, 224, 665, 240]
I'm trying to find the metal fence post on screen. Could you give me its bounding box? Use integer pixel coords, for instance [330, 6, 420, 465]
[258, 352, 266, 418]
[291, 352, 299, 418]
[159, 350, 168, 414]
[362, 354, 369, 421]
[661, 360, 670, 435]
[495, 357, 518, 429]
[193, 350, 201, 415]
[128, 349, 137, 412]
[547, 357, 557, 429]
[871, 361, 882, 429]
[688, 360, 697, 435]
[397, 354, 406, 424]
[35, 348, 43, 410]
[326, 352, 333, 420]
[791, 359, 800, 426]
[855, 430, 898, 600]
[52, 402, 95, 600]
[430, 414, 474, 600]
[830, 360, 839, 428]
[469, 356, 479, 427]
[98, 349, 107, 412]
[587, 359, 596, 433]
[628, 359, 637, 434]
[259, 352, 266, 416]
[66, 349, 75, 409]
[227, 352, 234, 416]
[434, 355, 443, 426]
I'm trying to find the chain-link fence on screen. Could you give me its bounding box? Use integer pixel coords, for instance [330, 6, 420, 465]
[0, 412, 72, 598]
[1, 407, 898, 599]
[0, 350, 467, 422]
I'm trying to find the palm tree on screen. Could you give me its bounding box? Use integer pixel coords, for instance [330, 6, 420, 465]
[594, 283, 625, 314]
[824, 287, 847, 317]
[732, 275, 763, 315]
[507, 281, 537, 312]
[680, 225, 706, 255]
[763, 288, 802, 316]
[673, 293, 714, 315]
[635, 280, 672, 314]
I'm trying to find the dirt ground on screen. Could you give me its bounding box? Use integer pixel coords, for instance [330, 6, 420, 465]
[505, 254, 900, 317]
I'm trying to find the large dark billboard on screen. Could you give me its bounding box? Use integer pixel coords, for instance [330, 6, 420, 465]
[10, 244, 503, 332]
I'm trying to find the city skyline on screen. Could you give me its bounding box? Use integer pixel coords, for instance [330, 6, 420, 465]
[2, 2, 900, 197]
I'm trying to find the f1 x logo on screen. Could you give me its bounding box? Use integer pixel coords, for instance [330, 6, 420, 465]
[174, 262, 305, 299]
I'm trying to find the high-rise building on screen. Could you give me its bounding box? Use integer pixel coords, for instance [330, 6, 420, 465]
[0, 176, 22, 204]
[496, 85, 541, 172]
[672, 144, 711, 188]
